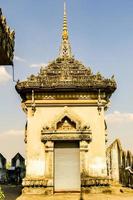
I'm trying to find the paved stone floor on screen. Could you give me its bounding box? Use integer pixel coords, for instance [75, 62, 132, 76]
[17, 193, 133, 200]
[1, 185, 133, 200]
[1, 185, 22, 200]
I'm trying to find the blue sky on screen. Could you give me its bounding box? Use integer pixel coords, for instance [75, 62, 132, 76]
[0, 0, 133, 160]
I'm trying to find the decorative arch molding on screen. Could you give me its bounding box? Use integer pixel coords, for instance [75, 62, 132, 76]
[51, 106, 82, 130]
[41, 107, 92, 142]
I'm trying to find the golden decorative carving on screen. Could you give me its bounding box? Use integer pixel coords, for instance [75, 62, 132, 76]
[41, 108, 91, 142]
[57, 116, 76, 130]
[51, 107, 81, 130]
[16, 57, 116, 99]
[0, 8, 15, 65]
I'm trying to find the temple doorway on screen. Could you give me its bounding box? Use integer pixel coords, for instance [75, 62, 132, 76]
[54, 141, 80, 192]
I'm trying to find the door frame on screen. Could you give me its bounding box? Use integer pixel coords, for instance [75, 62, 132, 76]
[44, 140, 88, 193]
[53, 141, 81, 192]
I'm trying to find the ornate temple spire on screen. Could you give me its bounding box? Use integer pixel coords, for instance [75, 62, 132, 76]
[59, 2, 72, 58]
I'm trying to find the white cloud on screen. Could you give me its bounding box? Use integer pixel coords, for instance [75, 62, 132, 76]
[106, 111, 133, 124]
[1, 129, 23, 136]
[0, 66, 11, 84]
[30, 63, 47, 68]
[14, 55, 26, 63]
[106, 111, 133, 153]
[14, 55, 47, 68]
[0, 129, 25, 161]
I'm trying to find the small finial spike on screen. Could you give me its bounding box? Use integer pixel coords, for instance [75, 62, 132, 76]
[64, 1, 66, 15]
[59, 1, 72, 58]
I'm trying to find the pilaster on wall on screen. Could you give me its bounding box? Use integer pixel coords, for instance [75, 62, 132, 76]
[80, 141, 89, 180]
[25, 112, 45, 178]
[45, 141, 54, 186]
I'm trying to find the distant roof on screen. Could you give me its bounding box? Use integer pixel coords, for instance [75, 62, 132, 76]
[0, 153, 6, 161]
[11, 153, 24, 161]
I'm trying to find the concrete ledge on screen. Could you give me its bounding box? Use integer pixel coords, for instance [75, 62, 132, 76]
[82, 186, 133, 194]
[22, 187, 53, 195]
[16, 192, 133, 200]
[19, 185, 133, 196]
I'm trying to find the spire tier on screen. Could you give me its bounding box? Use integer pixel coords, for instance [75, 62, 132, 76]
[59, 2, 72, 58]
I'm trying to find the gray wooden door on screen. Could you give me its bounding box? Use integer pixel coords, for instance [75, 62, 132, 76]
[54, 142, 80, 192]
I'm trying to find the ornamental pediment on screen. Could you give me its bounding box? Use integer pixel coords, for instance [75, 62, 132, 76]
[42, 107, 81, 132]
[57, 116, 76, 131]
[41, 107, 92, 142]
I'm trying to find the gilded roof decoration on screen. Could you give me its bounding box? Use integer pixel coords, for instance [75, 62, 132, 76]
[0, 8, 15, 65]
[16, 57, 116, 94]
[59, 2, 72, 58]
[16, 3, 116, 97]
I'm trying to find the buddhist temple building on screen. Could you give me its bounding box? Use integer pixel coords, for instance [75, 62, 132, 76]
[0, 8, 15, 65]
[16, 3, 117, 194]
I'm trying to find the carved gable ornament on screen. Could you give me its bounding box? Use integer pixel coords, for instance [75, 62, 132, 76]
[41, 107, 92, 142]
[51, 107, 81, 130]
[57, 116, 76, 131]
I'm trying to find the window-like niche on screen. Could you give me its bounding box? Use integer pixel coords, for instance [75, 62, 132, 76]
[57, 116, 76, 131]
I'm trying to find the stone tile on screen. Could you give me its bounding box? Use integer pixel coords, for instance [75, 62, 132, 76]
[17, 193, 133, 200]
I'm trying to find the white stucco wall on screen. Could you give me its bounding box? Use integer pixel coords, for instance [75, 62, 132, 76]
[25, 102, 107, 178]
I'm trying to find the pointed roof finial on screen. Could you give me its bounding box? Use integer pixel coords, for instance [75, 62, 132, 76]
[59, 1, 72, 58]
[64, 1, 66, 14]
